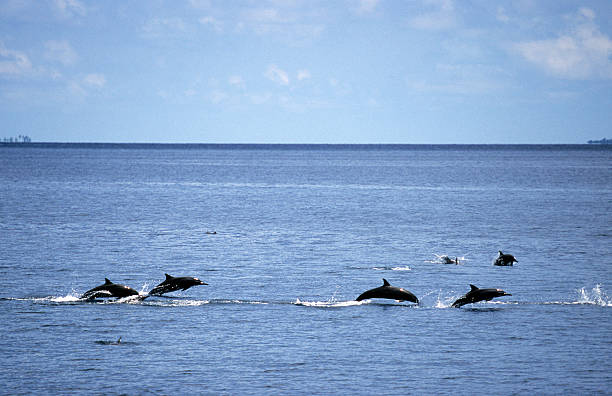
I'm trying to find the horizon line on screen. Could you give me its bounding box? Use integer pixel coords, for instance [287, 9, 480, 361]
[0, 141, 598, 146]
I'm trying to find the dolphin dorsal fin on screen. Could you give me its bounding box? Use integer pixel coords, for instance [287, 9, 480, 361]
[104, 278, 113, 285]
[470, 284, 479, 291]
[382, 279, 390, 286]
[165, 274, 173, 280]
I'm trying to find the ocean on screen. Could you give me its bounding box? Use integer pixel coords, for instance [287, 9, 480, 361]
[0, 144, 610, 395]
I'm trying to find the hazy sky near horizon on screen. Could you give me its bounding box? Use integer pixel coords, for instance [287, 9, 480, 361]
[1, 0, 612, 143]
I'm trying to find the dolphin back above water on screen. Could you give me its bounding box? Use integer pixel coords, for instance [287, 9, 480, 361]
[451, 284, 511, 307]
[356, 279, 419, 303]
[494, 251, 518, 266]
[81, 278, 140, 300]
[149, 274, 208, 296]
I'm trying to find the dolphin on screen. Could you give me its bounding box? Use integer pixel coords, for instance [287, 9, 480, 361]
[494, 250, 518, 266]
[81, 278, 140, 300]
[440, 255, 459, 264]
[95, 337, 122, 346]
[451, 284, 511, 307]
[356, 279, 419, 303]
[149, 274, 208, 296]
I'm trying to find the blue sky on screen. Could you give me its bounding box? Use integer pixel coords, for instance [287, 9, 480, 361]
[1, 0, 611, 143]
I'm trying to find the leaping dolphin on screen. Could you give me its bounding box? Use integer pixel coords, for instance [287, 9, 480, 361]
[451, 284, 511, 307]
[494, 251, 518, 266]
[356, 279, 419, 303]
[81, 278, 140, 300]
[149, 274, 208, 296]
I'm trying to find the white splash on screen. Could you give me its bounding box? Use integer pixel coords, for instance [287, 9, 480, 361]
[372, 266, 411, 271]
[49, 294, 81, 303]
[146, 299, 211, 307]
[576, 284, 611, 306]
[434, 291, 458, 308]
[294, 286, 364, 307]
[294, 298, 364, 308]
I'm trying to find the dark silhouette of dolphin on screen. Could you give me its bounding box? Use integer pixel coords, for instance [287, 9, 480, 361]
[81, 278, 140, 300]
[149, 274, 208, 296]
[440, 255, 459, 264]
[452, 284, 511, 307]
[494, 251, 518, 266]
[356, 279, 419, 303]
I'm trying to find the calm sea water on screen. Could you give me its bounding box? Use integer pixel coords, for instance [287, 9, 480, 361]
[1, 144, 611, 395]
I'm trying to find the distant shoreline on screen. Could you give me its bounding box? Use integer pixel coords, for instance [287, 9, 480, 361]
[587, 138, 611, 144]
[1, 142, 609, 150]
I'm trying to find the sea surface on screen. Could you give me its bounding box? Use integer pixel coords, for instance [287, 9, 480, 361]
[0, 144, 611, 395]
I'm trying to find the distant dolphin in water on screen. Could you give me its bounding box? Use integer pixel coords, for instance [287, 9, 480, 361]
[452, 284, 511, 307]
[95, 337, 122, 345]
[356, 279, 419, 303]
[149, 274, 208, 296]
[81, 278, 140, 300]
[440, 255, 459, 264]
[494, 251, 518, 266]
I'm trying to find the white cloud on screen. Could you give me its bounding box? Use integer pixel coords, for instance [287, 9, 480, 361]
[209, 90, 229, 104]
[68, 80, 86, 96]
[239, 6, 324, 44]
[83, 73, 106, 88]
[189, 0, 211, 9]
[0, 42, 32, 75]
[579, 7, 595, 20]
[53, 0, 85, 18]
[228, 75, 245, 88]
[249, 92, 272, 105]
[496, 6, 509, 23]
[199, 16, 223, 33]
[142, 18, 188, 39]
[297, 69, 311, 81]
[409, 0, 456, 31]
[68, 73, 106, 97]
[353, 0, 380, 15]
[245, 8, 284, 30]
[265, 64, 289, 85]
[514, 8, 612, 79]
[44, 40, 78, 66]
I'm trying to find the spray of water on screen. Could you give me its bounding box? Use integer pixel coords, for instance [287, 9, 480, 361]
[576, 284, 611, 306]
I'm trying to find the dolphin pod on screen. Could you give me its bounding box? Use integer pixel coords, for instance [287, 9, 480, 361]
[81, 274, 207, 300]
[81, 277, 511, 308]
[81, 249, 517, 307]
